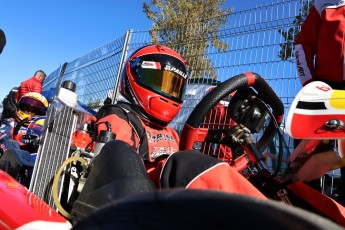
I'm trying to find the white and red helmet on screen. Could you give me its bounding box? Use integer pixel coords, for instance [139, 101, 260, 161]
[120, 45, 189, 125]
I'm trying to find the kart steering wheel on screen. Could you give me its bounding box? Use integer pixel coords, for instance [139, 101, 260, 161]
[13, 116, 32, 142]
[179, 72, 284, 159]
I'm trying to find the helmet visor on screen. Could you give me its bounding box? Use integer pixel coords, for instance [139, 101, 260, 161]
[132, 60, 188, 101]
[18, 97, 47, 114]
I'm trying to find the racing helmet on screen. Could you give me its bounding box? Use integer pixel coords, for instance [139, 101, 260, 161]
[120, 45, 189, 125]
[17, 92, 48, 121]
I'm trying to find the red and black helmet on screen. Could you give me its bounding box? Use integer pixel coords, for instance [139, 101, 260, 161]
[120, 45, 189, 125]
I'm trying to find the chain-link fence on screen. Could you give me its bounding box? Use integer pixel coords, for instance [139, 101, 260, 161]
[44, 0, 308, 151]
[36, 0, 344, 198]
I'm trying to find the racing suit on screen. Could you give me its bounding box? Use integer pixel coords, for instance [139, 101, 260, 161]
[295, 0, 345, 210]
[72, 103, 267, 220]
[295, 0, 345, 87]
[95, 105, 261, 195]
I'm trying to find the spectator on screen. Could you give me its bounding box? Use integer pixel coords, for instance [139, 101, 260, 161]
[0, 87, 18, 120]
[16, 70, 46, 102]
[295, 0, 345, 88]
[295, 0, 345, 204]
[1, 70, 46, 120]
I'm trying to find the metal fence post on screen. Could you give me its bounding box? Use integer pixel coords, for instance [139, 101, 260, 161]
[112, 29, 133, 104]
[54, 62, 68, 98]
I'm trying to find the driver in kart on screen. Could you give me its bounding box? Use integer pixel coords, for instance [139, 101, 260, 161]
[0, 92, 48, 155]
[72, 45, 267, 221]
[73, 45, 345, 228]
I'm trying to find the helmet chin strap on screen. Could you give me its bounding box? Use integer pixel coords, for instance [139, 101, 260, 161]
[121, 84, 169, 128]
[137, 110, 167, 128]
[118, 101, 168, 128]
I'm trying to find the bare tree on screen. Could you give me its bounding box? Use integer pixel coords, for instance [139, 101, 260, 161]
[143, 0, 233, 79]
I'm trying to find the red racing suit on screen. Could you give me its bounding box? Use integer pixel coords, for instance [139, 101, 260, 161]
[96, 105, 265, 199]
[97, 112, 179, 186]
[16, 76, 42, 102]
[295, 0, 345, 86]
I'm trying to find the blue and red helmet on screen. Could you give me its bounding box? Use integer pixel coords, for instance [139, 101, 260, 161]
[16, 92, 48, 121]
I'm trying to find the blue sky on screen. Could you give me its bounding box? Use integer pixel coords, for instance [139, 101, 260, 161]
[0, 0, 273, 102]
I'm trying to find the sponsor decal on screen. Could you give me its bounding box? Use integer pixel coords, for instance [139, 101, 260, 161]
[141, 61, 160, 69]
[295, 50, 305, 78]
[151, 146, 178, 158]
[316, 85, 331, 92]
[164, 65, 188, 79]
[146, 130, 178, 158]
[147, 132, 176, 143]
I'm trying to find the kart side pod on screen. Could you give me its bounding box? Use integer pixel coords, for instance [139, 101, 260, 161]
[286, 81, 345, 139]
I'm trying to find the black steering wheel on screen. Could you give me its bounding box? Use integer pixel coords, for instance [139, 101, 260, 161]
[179, 72, 284, 167]
[13, 116, 32, 141]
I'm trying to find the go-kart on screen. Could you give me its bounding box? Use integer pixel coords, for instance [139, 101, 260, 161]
[71, 72, 345, 228]
[70, 72, 345, 228]
[0, 114, 74, 229]
[0, 82, 95, 229]
[179, 73, 345, 226]
[0, 115, 46, 188]
[1, 73, 345, 229]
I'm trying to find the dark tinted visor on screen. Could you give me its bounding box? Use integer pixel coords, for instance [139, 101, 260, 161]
[18, 97, 47, 114]
[130, 55, 188, 101]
